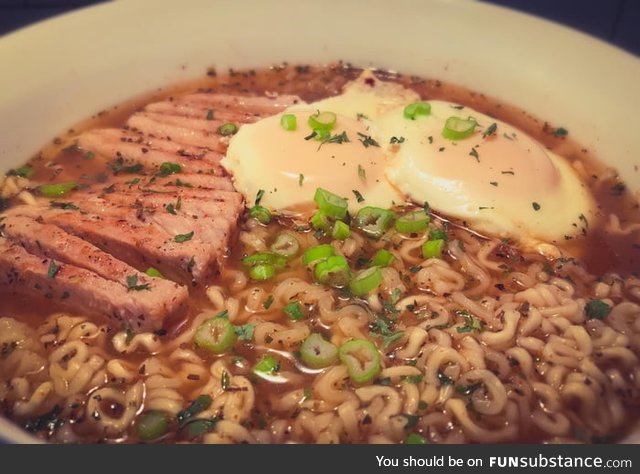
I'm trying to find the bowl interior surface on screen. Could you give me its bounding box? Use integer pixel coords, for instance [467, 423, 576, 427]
[0, 0, 639, 443]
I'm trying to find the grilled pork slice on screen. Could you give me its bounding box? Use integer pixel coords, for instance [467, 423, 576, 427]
[127, 93, 301, 150]
[145, 93, 301, 122]
[7, 189, 242, 285]
[77, 128, 225, 174]
[0, 236, 187, 331]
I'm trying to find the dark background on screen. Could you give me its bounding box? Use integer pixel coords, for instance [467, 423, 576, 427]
[0, 0, 639, 57]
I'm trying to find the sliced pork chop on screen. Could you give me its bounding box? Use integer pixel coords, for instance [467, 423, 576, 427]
[0, 236, 187, 331]
[77, 128, 223, 174]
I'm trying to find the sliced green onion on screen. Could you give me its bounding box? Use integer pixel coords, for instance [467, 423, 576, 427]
[310, 210, 331, 233]
[339, 339, 381, 384]
[308, 111, 337, 131]
[194, 317, 237, 354]
[217, 122, 238, 136]
[302, 244, 335, 266]
[136, 411, 169, 441]
[442, 116, 477, 140]
[332, 220, 351, 240]
[270, 233, 300, 258]
[10, 165, 33, 178]
[314, 255, 351, 288]
[283, 301, 305, 321]
[422, 239, 445, 259]
[371, 249, 394, 267]
[253, 355, 279, 375]
[249, 264, 276, 281]
[145, 267, 164, 278]
[405, 433, 427, 444]
[249, 205, 272, 224]
[280, 114, 297, 131]
[314, 188, 348, 219]
[300, 333, 338, 369]
[395, 210, 430, 234]
[241, 253, 286, 268]
[353, 206, 396, 239]
[349, 266, 383, 296]
[37, 181, 78, 198]
[403, 101, 431, 120]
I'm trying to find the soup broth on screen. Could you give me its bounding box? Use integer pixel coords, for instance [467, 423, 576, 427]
[1, 64, 639, 444]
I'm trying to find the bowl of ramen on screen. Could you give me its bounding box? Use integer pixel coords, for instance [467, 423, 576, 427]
[1, 0, 639, 444]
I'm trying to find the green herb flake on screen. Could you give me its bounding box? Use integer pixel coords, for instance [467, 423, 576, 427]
[352, 189, 365, 203]
[532, 202, 541, 211]
[263, 295, 275, 310]
[382, 331, 404, 349]
[206, 109, 214, 121]
[401, 374, 424, 384]
[358, 164, 366, 182]
[234, 323, 255, 341]
[177, 395, 213, 428]
[126, 274, 151, 291]
[255, 189, 265, 205]
[157, 162, 182, 177]
[554, 127, 568, 137]
[84, 151, 95, 160]
[47, 260, 61, 279]
[455, 310, 484, 333]
[357, 132, 379, 148]
[390, 136, 405, 144]
[50, 201, 79, 210]
[469, 147, 479, 162]
[483, 122, 497, 138]
[174, 231, 194, 243]
[298, 174, 304, 186]
[585, 299, 612, 320]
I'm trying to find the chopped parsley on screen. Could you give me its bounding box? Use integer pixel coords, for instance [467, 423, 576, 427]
[298, 174, 304, 186]
[109, 157, 143, 175]
[177, 395, 213, 428]
[47, 260, 61, 279]
[255, 189, 265, 205]
[175, 179, 193, 188]
[490, 181, 498, 187]
[126, 274, 151, 291]
[174, 231, 194, 243]
[482, 122, 497, 138]
[165, 196, 182, 215]
[585, 299, 612, 320]
[84, 151, 95, 160]
[429, 228, 447, 241]
[206, 109, 214, 120]
[390, 136, 405, 144]
[50, 201, 79, 210]
[401, 374, 424, 384]
[125, 178, 140, 187]
[356, 113, 369, 120]
[455, 310, 484, 333]
[469, 147, 479, 162]
[352, 189, 365, 203]
[532, 202, 541, 211]
[263, 295, 274, 309]
[157, 162, 182, 177]
[234, 323, 255, 341]
[382, 331, 404, 349]
[357, 132, 380, 148]
[553, 127, 568, 137]
[358, 164, 366, 181]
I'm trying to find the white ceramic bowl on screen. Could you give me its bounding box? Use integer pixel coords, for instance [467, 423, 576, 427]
[0, 0, 639, 443]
